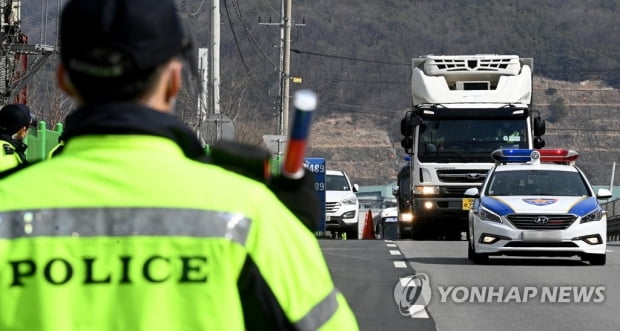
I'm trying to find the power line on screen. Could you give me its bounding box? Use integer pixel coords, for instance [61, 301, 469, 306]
[292, 48, 620, 73]
[230, 0, 279, 68]
[222, 0, 252, 74]
[548, 128, 620, 132]
[327, 79, 408, 85]
[180, 0, 208, 17]
[320, 101, 400, 117]
[291, 48, 410, 66]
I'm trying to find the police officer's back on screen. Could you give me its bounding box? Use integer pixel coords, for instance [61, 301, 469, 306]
[0, 0, 358, 330]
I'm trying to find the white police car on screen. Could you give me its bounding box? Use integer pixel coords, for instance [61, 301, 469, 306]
[464, 149, 612, 265]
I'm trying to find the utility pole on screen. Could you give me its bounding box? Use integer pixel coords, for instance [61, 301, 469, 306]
[197, 48, 208, 145]
[259, 0, 304, 136]
[281, 0, 292, 136]
[0, 0, 57, 106]
[209, 0, 221, 143]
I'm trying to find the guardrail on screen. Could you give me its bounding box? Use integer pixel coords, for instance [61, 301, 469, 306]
[601, 199, 620, 241]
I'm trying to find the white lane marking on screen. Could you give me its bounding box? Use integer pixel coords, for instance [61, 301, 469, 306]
[409, 305, 430, 319]
[393, 261, 407, 268]
[606, 249, 613, 253]
[389, 250, 401, 256]
[387, 243, 397, 248]
[384, 240, 393, 243]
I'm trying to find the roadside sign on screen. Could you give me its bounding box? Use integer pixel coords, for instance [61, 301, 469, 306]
[304, 157, 326, 232]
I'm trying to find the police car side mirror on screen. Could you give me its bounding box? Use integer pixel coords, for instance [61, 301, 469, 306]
[464, 187, 480, 197]
[596, 188, 612, 200]
[353, 183, 360, 193]
[392, 185, 400, 196]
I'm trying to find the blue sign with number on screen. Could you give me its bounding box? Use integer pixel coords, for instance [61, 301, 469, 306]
[304, 157, 326, 232]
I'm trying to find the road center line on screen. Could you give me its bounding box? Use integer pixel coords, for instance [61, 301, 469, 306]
[393, 261, 407, 268]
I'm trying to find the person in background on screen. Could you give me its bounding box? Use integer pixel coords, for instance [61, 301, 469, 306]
[0, 103, 33, 175]
[0, 0, 358, 330]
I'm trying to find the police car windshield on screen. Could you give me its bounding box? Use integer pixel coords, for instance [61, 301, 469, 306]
[486, 170, 590, 196]
[326, 174, 350, 191]
[418, 119, 528, 162]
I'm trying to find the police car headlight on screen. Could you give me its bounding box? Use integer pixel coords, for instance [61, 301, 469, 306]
[580, 208, 604, 223]
[479, 207, 502, 223]
[341, 197, 358, 205]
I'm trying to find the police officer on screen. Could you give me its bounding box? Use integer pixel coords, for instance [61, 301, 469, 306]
[0, 0, 358, 330]
[0, 103, 33, 175]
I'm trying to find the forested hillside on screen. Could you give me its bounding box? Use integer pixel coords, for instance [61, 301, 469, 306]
[18, 0, 620, 184]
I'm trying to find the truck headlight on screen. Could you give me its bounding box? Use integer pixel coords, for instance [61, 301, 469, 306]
[479, 207, 502, 223]
[341, 197, 358, 205]
[414, 186, 439, 195]
[580, 208, 604, 223]
[399, 212, 414, 222]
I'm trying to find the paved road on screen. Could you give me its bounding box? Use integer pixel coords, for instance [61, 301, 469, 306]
[319, 239, 436, 331]
[322, 239, 620, 331]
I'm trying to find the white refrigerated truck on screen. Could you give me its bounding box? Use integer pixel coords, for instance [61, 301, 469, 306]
[395, 54, 546, 239]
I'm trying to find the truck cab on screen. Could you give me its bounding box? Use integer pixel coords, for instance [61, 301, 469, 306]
[399, 54, 546, 239]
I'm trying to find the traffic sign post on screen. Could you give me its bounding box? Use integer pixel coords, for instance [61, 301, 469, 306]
[304, 157, 326, 235]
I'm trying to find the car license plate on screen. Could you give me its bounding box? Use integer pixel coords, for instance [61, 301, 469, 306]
[384, 217, 397, 223]
[522, 231, 562, 242]
[462, 198, 474, 210]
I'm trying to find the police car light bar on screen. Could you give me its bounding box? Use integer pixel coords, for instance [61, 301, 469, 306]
[491, 149, 535, 163]
[538, 149, 579, 163]
[491, 149, 579, 164]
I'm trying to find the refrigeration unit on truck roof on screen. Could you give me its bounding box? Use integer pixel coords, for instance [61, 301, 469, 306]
[411, 54, 533, 106]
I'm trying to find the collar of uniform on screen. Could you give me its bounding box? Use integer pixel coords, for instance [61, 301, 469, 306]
[0, 133, 27, 152]
[63, 103, 204, 159]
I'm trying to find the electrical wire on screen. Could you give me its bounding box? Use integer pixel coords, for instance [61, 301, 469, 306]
[180, 0, 208, 17]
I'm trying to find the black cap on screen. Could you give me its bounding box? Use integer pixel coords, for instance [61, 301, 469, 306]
[0, 104, 33, 135]
[60, 0, 196, 103]
[60, 0, 193, 82]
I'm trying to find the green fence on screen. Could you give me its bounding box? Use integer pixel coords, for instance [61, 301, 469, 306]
[24, 121, 63, 162]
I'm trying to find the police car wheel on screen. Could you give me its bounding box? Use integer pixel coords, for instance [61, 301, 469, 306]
[586, 253, 606, 266]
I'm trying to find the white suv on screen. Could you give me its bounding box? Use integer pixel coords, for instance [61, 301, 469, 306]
[325, 170, 359, 238]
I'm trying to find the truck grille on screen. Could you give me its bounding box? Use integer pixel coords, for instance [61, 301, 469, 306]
[437, 169, 488, 183]
[441, 186, 471, 197]
[506, 214, 576, 230]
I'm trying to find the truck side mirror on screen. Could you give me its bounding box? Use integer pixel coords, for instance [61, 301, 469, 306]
[400, 117, 412, 137]
[392, 186, 400, 196]
[401, 136, 413, 150]
[400, 113, 422, 137]
[534, 116, 546, 136]
[533, 136, 546, 149]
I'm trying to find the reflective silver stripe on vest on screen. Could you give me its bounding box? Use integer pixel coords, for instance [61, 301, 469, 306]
[0, 208, 251, 245]
[294, 288, 340, 331]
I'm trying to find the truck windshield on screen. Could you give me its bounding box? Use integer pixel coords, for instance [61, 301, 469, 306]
[485, 170, 590, 196]
[417, 119, 528, 162]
